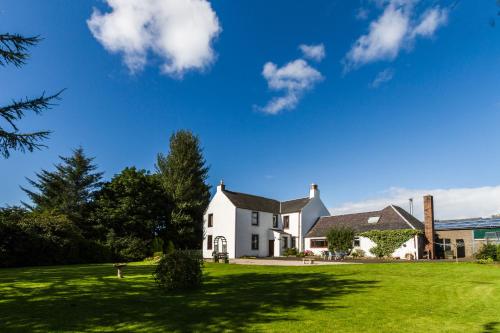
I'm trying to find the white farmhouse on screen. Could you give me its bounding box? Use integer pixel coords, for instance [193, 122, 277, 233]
[203, 182, 329, 258]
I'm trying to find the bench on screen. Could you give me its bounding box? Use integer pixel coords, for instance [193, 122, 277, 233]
[303, 258, 315, 264]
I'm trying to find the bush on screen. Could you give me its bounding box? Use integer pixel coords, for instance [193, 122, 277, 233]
[327, 227, 355, 253]
[284, 248, 298, 256]
[304, 250, 314, 256]
[475, 244, 497, 261]
[497, 244, 500, 262]
[351, 249, 365, 258]
[477, 258, 494, 264]
[153, 250, 203, 291]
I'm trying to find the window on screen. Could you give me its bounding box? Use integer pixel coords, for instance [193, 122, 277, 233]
[251, 234, 259, 250]
[291, 237, 296, 248]
[310, 239, 328, 248]
[251, 211, 259, 226]
[283, 216, 290, 229]
[353, 237, 360, 247]
[273, 215, 278, 228]
[207, 235, 213, 250]
[283, 237, 288, 249]
[208, 214, 213, 228]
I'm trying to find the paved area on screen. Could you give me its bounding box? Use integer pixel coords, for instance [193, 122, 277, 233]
[229, 258, 361, 266]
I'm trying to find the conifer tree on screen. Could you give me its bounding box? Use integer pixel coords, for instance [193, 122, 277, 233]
[0, 33, 62, 158]
[156, 130, 210, 249]
[21, 147, 103, 236]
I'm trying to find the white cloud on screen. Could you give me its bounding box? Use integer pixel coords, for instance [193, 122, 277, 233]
[412, 7, 449, 37]
[344, 0, 449, 71]
[299, 44, 326, 61]
[259, 59, 323, 114]
[331, 186, 500, 221]
[87, 0, 221, 77]
[371, 68, 394, 87]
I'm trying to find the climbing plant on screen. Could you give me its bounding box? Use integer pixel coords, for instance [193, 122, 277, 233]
[360, 229, 421, 258]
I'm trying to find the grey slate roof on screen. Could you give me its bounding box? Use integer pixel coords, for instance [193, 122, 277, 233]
[281, 197, 311, 214]
[223, 190, 280, 214]
[306, 205, 423, 238]
[222, 191, 310, 214]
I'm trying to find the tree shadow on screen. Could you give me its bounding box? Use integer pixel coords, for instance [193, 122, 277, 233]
[0, 264, 379, 332]
[483, 322, 500, 333]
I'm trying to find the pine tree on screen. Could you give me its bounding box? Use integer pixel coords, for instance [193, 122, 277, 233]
[156, 130, 211, 249]
[21, 147, 103, 236]
[0, 33, 63, 158]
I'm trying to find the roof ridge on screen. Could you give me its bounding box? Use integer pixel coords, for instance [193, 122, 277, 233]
[390, 205, 416, 230]
[326, 209, 383, 219]
[222, 190, 279, 203]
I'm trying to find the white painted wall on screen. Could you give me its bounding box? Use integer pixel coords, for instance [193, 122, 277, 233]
[304, 235, 421, 260]
[235, 208, 275, 257]
[202, 191, 236, 259]
[300, 196, 330, 251]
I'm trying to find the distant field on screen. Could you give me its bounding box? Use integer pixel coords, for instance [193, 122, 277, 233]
[1, 261, 499, 332]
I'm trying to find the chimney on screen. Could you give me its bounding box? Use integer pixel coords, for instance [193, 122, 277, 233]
[423, 195, 435, 259]
[309, 183, 319, 199]
[217, 180, 225, 192]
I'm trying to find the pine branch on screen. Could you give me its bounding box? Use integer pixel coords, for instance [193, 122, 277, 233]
[0, 90, 63, 131]
[0, 33, 41, 67]
[0, 129, 51, 158]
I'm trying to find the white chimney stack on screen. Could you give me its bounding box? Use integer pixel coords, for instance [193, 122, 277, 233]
[309, 183, 319, 199]
[217, 180, 225, 192]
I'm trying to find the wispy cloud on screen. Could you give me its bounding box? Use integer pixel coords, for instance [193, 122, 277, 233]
[331, 186, 500, 221]
[258, 45, 325, 115]
[299, 44, 326, 62]
[87, 0, 221, 77]
[343, 0, 449, 71]
[371, 68, 394, 87]
[355, 7, 369, 20]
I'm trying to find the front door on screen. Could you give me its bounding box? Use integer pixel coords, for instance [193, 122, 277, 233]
[268, 240, 274, 257]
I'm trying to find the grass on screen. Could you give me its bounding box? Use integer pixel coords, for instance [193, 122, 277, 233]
[0, 262, 499, 332]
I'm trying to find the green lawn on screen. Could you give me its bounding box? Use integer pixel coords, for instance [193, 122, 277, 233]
[1, 262, 499, 332]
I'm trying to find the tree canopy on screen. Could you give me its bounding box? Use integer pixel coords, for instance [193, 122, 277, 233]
[156, 130, 210, 249]
[0, 33, 62, 158]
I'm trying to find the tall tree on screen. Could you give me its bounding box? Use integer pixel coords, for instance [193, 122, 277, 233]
[92, 167, 171, 260]
[0, 33, 62, 158]
[21, 147, 103, 236]
[157, 130, 210, 249]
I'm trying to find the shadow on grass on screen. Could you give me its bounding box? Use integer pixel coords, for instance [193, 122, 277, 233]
[0, 264, 378, 332]
[483, 322, 500, 333]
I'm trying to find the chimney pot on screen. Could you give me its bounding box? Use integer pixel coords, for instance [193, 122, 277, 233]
[217, 180, 225, 192]
[309, 183, 319, 198]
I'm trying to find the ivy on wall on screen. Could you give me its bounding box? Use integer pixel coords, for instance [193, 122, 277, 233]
[360, 229, 421, 258]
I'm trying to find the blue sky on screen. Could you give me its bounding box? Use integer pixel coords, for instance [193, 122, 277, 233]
[1, 1, 500, 219]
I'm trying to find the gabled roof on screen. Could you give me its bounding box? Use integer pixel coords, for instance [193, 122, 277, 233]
[222, 191, 310, 214]
[281, 197, 311, 214]
[306, 205, 423, 238]
[223, 190, 280, 214]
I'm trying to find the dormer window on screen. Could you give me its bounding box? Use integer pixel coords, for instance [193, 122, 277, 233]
[273, 215, 278, 228]
[367, 216, 380, 224]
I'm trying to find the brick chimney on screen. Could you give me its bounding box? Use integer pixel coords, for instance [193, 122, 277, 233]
[423, 195, 435, 259]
